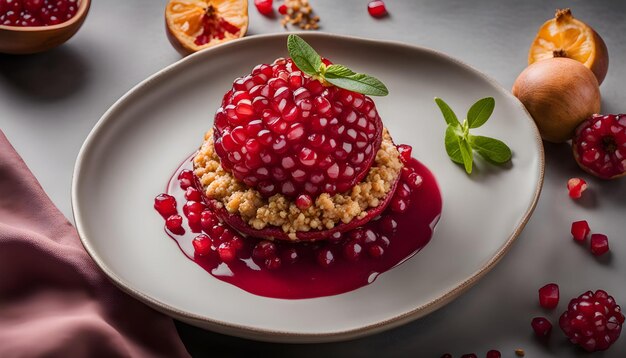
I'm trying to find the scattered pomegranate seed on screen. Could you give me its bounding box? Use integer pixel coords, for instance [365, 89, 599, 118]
[367, 0, 387, 18]
[538, 283, 560, 309]
[571, 220, 590, 242]
[178, 169, 195, 189]
[531, 317, 553, 338]
[316, 248, 335, 267]
[368, 244, 384, 258]
[253, 240, 277, 259]
[200, 210, 218, 233]
[379, 216, 398, 235]
[154, 193, 177, 218]
[486, 350, 501, 358]
[218, 242, 237, 262]
[343, 240, 363, 261]
[295, 194, 313, 210]
[567, 178, 587, 199]
[192, 234, 213, 256]
[590, 233, 609, 256]
[265, 256, 282, 270]
[184, 186, 202, 202]
[165, 214, 184, 234]
[254, 0, 273, 16]
[397, 144, 412, 163]
[278, 3, 287, 15]
[183, 201, 204, 217]
[559, 290, 624, 352]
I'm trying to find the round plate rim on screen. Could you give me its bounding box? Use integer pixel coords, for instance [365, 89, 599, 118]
[71, 32, 545, 343]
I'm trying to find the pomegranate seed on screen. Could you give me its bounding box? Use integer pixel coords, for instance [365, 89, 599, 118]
[379, 216, 398, 235]
[486, 351, 501, 358]
[368, 244, 384, 258]
[165, 214, 184, 234]
[183, 201, 204, 217]
[253, 240, 277, 259]
[278, 3, 287, 15]
[281, 248, 298, 264]
[567, 178, 587, 199]
[185, 187, 202, 202]
[343, 240, 363, 261]
[316, 248, 335, 267]
[254, 0, 273, 16]
[218, 242, 237, 262]
[187, 211, 201, 231]
[590, 234, 609, 256]
[154, 193, 177, 218]
[531, 317, 553, 338]
[571, 220, 591, 242]
[397, 144, 412, 163]
[200, 210, 218, 233]
[538, 283, 560, 309]
[295, 194, 313, 210]
[559, 289, 624, 352]
[367, 0, 387, 18]
[390, 197, 409, 213]
[265, 256, 282, 270]
[406, 172, 423, 189]
[192, 234, 212, 256]
[178, 169, 195, 189]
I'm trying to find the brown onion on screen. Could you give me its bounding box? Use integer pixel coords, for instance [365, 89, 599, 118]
[512, 57, 601, 143]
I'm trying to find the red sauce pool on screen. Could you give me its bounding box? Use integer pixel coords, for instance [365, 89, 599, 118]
[161, 154, 442, 299]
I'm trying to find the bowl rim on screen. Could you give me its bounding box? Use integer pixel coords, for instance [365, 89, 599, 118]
[0, 0, 90, 31]
[71, 32, 545, 343]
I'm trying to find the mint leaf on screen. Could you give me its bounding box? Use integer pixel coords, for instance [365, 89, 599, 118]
[458, 137, 473, 174]
[324, 64, 355, 77]
[435, 97, 460, 128]
[287, 35, 322, 77]
[470, 135, 512, 164]
[467, 97, 495, 129]
[325, 72, 389, 96]
[445, 125, 464, 164]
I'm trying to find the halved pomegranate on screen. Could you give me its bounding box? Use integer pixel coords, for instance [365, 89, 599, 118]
[165, 0, 248, 55]
[572, 114, 626, 179]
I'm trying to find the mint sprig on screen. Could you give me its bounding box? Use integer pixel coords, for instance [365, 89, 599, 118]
[287, 35, 389, 96]
[435, 97, 512, 174]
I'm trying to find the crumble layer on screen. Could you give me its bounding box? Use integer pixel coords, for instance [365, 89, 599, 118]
[193, 128, 402, 236]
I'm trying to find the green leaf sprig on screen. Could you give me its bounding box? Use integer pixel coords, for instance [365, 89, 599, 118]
[287, 35, 389, 96]
[435, 97, 512, 174]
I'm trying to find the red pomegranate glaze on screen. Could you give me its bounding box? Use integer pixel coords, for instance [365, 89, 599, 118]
[160, 154, 441, 299]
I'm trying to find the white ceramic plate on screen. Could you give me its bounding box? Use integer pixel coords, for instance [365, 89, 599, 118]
[72, 33, 544, 343]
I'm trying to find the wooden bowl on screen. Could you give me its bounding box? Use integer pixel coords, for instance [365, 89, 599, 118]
[0, 0, 90, 54]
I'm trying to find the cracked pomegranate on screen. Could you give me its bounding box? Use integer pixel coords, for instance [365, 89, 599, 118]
[0, 0, 79, 26]
[559, 290, 624, 352]
[572, 114, 626, 179]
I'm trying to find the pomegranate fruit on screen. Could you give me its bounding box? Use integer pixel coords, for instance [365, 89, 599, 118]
[572, 114, 626, 179]
[590, 233, 609, 256]
[567, 178, 587, 199]
[165, 0, 248, 55]
[367, 0, 387, 18]
[213, 57, 383, 199]
[512, 57, 601, 143]
[559, 290, 624, 352]
[538, 283, 559, 309]
[571, 220, 590, 242]
[531, 317, 553, 338]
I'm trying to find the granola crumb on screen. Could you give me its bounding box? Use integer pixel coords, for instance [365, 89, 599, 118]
[193, 128, 402, 236]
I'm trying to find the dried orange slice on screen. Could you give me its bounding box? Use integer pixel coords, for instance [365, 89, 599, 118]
[165, 0, 248, 55]
[528, 8, 608, 84]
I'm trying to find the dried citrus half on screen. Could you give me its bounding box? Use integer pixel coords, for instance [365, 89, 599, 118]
[165, 0, 248, 55]
[528, 8, 608, 84]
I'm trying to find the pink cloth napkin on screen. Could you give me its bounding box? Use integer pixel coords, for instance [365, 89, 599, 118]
[0, 131, 190, 358]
